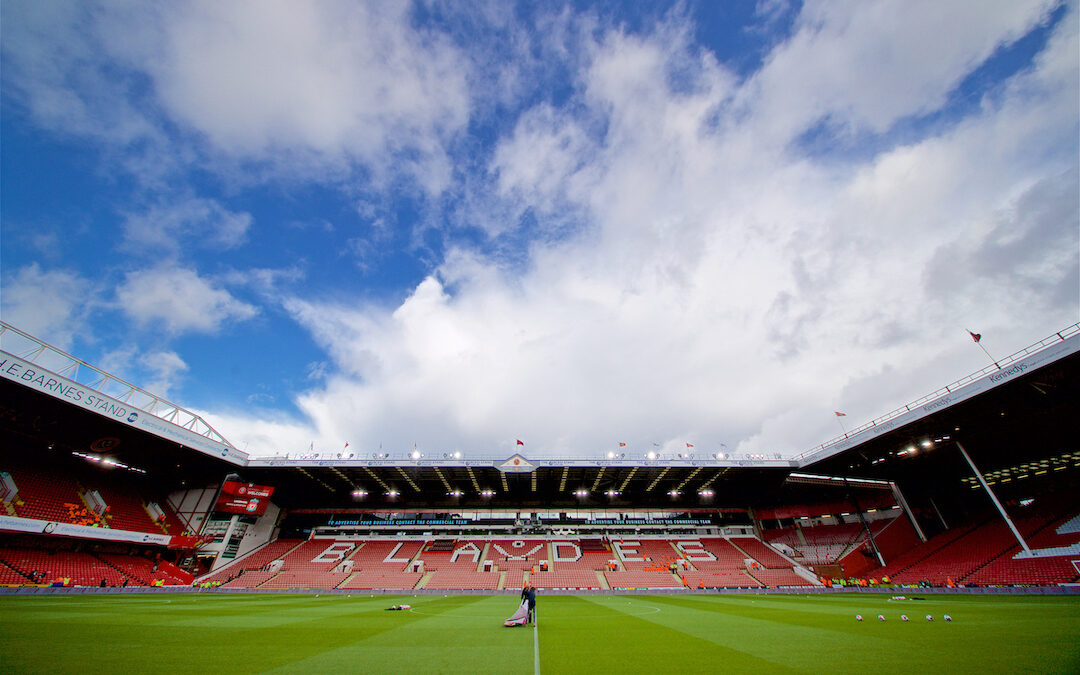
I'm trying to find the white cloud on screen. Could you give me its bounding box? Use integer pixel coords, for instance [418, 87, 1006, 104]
[745, 0, 1058, 138]
[1, 1, 470, 193]
[150, 0, 469, 193]
[138, 350, 189, 398]
[0, 264, 90, 350]
[115, 265, 258, 335]
[213, 1, 1079, 459]
[122, 197, 252, 252]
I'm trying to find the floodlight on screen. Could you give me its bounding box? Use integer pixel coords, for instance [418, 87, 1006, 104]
[574, 489, 588, 497]
[351, 489, 367, 498]
[646, 451, 657, 460]
[411, 450, 421, 459]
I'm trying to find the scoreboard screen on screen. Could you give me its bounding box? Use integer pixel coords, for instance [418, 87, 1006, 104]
[215, 481, 275, 515]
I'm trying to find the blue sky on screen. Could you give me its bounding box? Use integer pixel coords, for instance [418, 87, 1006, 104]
[2, 0, 1077, 459]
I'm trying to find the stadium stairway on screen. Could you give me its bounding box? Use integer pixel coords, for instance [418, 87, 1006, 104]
[92, 554, 140, 586]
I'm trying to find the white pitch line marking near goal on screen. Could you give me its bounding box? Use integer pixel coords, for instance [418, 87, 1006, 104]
[533, 607, 540, 675]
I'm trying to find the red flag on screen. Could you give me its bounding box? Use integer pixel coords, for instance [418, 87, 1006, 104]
[835, 411, 847, 417]
[516, 439, 524, 446]
[618, 442, 626, 447]
[344, 442, 349, 448]
[967, 330, 981, 343]
[686, 442, 694, 448]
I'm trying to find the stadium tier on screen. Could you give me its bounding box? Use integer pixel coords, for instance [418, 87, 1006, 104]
[184, 536, 819, 591]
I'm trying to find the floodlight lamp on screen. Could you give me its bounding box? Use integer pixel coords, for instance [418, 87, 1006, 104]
[715, 452, 725, 460]
[574, 489, 588, 497]
[480, 489, 495, 497]
[668, 490, 681, 497]
[454, 451, 462, 459]
[352, 489, 367, 498]
[387, 490, 399, 497]
[607, 452, 615, 459]
[646, 451, 657, 460]
[448, 489, 463, 497]
[411, 450, 421, 459]
[698, 489, 714, 497]
[605, 490, 619, 497]
[920, 439, 933, 448]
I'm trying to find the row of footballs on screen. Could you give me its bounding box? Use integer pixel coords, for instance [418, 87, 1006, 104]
[856, 614, 952, 621]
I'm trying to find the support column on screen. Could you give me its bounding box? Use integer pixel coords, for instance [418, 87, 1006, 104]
[929, 498, 949, 530]
[956, 442, 1031, 555]
[891, 481, 927, 543]
[845, 479, 885, 567]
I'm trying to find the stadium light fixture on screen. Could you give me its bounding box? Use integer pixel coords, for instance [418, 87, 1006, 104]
[574, 489, 588, 497]
[386, 489, 399, 497]
[646, 451, 657, 460]
[698, 489, 714, 497]
[351, 489, 367, 498]
[453, 451, 462, 459]
[605, 490, 619, 497]
[448, 489, 463, 497]
[668, 490, 681, 497]
[715, 452, 726, 460]
[920, 439, 933, 448]
[480, 489, 495, 497]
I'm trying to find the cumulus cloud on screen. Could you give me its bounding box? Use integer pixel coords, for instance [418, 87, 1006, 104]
[122, 197, 252, 253]
[744, 0, 1058, 137]
[150, 0, 469, 192]
[0, 264, 91, 350]
[115, 265, 258, 335]
[1, 0, 470, 193]
[211, 1, 1079, 459]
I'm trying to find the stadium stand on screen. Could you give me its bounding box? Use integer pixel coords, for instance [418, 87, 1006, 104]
[677, 538, 763, 588]
[257, 539, 359, 589]
[421, 540, 500, 590]
[200, 538, 304, 586]
[337, 540, 425, 590]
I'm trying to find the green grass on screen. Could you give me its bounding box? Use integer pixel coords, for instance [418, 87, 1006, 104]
[1, 592, 1077, 674]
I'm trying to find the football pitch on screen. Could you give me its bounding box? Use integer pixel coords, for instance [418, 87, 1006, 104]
[1, 592, 1077, 674]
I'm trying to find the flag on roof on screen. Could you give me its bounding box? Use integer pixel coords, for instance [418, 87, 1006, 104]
[686, 442, 694, 448]
[835, 411, 847, 417]
[968, 330, 981, 343]
[618, 442, 626, 447]
[516, 439, 524, 446]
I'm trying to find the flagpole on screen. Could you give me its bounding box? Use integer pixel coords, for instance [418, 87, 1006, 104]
[834, 413, 847, 436]
[967, 329, 1000, 369]
[980, 342, 1000, 369]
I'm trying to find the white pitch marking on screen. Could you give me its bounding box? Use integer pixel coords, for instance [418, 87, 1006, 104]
[533, 606, 540, 675]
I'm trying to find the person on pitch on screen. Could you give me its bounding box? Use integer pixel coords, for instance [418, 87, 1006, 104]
[521, 581, 537, 625]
